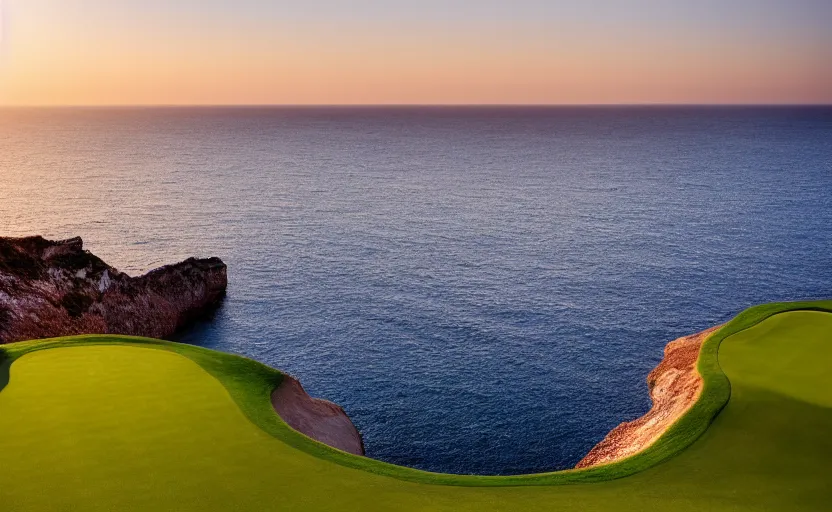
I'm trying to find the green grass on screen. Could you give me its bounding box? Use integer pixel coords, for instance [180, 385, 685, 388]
[0, 300, 830, 510]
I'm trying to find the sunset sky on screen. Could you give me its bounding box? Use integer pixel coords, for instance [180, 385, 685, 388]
[1, 0, 830, 105]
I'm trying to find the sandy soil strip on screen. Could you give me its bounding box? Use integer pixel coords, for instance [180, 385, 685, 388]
[576, 324, 723, 468]
[271, 375, 365, 456]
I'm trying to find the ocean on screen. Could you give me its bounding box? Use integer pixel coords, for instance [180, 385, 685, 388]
[1, 106, 830, 475]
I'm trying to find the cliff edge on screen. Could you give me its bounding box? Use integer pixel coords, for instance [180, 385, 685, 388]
[0, 236, 227, 344]
[576, 325, 722, 468]
[0, 237, 724, 467]
[271, 375, 365, 456]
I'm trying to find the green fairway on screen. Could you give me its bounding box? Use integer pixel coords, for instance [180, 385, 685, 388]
[0, 301, 830, 511]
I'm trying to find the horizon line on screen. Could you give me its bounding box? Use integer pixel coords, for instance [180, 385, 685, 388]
[2, 103, 831, 109]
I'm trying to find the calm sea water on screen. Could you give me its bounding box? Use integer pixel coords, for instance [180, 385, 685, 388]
[1, 106, 830, 475]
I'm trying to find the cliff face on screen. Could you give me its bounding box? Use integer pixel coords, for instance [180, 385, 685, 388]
[268, 323, 720, 465]
[271, 375, 365, 456]
[576, 325, 722, 468]
[0, 236, 227, 344]
[0, 236, 723, 465]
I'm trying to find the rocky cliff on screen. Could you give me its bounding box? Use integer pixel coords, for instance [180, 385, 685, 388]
[576, 325, 722, 468]
[0, 236, 227, 344]
[271, 375, 365, 456]
[1, 236, 724, 466]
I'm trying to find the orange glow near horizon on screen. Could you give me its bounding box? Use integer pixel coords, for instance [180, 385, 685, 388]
[1, 1, 830, 106]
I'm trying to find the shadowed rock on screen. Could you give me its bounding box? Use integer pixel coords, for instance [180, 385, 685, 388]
[0, 236, 227, 344]
[271, 375, 365, 456]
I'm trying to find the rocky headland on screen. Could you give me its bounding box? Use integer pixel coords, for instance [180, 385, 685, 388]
[0, 235, 365, 455]
[0, 236, 227, 344]
[0, 234, 715, 467]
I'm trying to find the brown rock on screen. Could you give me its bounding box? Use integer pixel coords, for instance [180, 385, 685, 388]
[271, 375, 365, 456]
[576, 324, 723, 468]
[0, 236, 227, 344]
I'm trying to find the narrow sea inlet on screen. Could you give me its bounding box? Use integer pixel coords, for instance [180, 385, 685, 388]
[1, 106, 830, 474]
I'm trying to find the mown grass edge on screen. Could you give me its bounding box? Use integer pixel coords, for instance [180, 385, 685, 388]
[1, 299, 829, 487]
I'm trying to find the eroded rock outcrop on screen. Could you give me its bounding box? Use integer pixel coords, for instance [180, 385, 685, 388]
[271, 375, 365, 456]
[576, 324, 722, 468]
[0, 236, 227, 344]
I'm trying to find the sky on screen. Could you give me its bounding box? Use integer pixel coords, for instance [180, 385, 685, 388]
[0, 0, 830, 105]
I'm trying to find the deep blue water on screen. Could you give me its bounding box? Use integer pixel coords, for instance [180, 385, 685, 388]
[1, 106, 830, 475]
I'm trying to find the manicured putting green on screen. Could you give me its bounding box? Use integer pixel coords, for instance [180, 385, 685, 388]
[0, 303, 830, 511]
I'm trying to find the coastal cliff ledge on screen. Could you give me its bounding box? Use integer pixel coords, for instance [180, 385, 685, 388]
[576, 325, 722, 468]
[268, 324, 723, 464]
[271, 375, 365, 456]
[0, 236, 723, 467]
[0, 235, 227, 344]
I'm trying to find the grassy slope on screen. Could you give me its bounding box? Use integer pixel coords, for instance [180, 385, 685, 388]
[0, 302, 830, 510]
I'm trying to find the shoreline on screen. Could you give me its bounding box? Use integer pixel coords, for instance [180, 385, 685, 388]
[2, 300, 829, 488]
[576, 325, 722, 468]
[267, 323, 726, 471]
[0, 236, 227, 344]
[271, 375, 365, 456]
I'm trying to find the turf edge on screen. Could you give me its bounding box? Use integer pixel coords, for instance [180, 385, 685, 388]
[0, 299, 829, 487]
